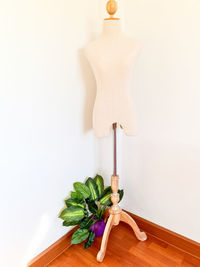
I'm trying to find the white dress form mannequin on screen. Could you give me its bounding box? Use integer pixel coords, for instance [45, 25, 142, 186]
[84, 1, 147, 262]
[84, 19, 141, 137]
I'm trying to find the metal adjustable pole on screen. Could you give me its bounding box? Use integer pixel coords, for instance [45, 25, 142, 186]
[113, 123, 117, 176]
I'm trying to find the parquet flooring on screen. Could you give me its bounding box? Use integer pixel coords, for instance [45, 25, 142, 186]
[48, 222, 200, 267]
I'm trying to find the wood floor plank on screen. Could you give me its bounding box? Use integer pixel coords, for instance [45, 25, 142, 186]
[48, 222, 200, 267]
[148, 242, 184, 264]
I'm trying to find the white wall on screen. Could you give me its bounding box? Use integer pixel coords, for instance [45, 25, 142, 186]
[118, 0, 200, 243]
[0, 1, 102, 266]
[1, 0, 200, 266]
[97, 0, 200, 243]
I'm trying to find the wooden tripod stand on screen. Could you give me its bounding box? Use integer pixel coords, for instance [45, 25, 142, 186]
[97, 123, 147, 262]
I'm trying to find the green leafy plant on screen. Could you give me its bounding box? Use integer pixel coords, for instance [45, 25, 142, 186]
[59, 174, 124, 249]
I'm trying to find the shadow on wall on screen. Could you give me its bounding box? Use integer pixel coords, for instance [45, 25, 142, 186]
[78, 46, 96, 134]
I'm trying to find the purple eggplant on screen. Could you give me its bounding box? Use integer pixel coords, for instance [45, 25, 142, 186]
[90, 217, 105, 237]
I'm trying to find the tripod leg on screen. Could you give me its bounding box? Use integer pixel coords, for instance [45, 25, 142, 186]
[97, 214, 114, 262]
[120, 211, 147, 241]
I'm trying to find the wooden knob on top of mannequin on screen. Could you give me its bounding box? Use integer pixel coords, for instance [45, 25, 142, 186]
[106, 0, 119, 20]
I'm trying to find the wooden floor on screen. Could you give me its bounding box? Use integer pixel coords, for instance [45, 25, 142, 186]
[48, 222, 200, 267]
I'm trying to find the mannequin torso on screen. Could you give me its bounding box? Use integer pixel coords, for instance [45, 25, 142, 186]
[84, 20, 141, 138]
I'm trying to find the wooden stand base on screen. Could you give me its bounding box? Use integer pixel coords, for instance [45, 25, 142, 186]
[97, 175, 147, 262]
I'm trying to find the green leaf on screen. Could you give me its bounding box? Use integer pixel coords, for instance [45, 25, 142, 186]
[73, 182, 90, 199]
[84, 231, 95, 249]
[59, 206, 85, 224]
[71, 228, 89, 245]
[63, 220, 78, 226]
[65, 198, 85, 209]
[94, 175, 104, 199]
[102, 186, 112, 197]
[85, 178, 99, 201]
[87, 201, 98, 214]
[71, 191, 84, 200]
[100, 192, 112, 206]
[119, 189, 124, 203]
[80, 217, 93, 229]
[84, 209, 89, 217]
[99, 206, 106, 219]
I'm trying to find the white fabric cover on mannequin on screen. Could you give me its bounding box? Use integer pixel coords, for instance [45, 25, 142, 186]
[84, 20, 141, 138]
